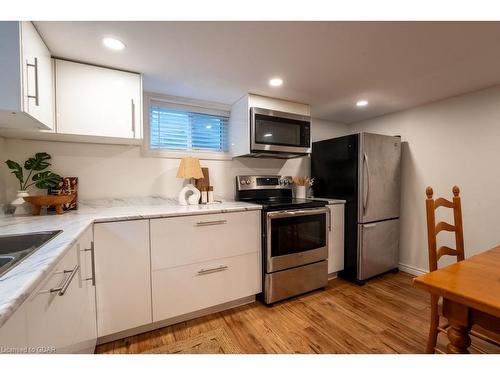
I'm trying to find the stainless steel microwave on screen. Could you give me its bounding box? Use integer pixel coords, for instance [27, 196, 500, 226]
[250, 107, 311, 157]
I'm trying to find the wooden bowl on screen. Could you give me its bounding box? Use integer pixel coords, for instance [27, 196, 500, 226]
[23, 195, 75, 215]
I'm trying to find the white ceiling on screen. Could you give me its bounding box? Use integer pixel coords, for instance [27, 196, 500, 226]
[35, 21, 500, 124]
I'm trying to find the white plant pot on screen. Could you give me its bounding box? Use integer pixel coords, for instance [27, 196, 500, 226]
[295, 186, 306, 199]
[11, 190, 31, 216]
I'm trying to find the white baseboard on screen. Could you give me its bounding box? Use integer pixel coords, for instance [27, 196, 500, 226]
[398, 262, 428, 276]
[328, 272, 338, 280]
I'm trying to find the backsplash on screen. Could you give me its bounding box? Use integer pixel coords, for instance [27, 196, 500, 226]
[0, 119, 347, 204]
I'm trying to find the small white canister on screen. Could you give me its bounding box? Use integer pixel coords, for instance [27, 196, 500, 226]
[295, 185, 306, 199]
[201, 188, 208, 204]
[207, 186, 214, 203]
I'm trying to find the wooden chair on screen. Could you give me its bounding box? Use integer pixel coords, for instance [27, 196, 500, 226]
[425, 186, 500, 353]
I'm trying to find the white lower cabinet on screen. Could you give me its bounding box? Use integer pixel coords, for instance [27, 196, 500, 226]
[150, 211, 261, 322]
[24, 227, 96, 353]
[0, 304, 28, 353]
[327, 203, 345, 274]
[1, 210, 263, 350]
[94, 220, 152, 338]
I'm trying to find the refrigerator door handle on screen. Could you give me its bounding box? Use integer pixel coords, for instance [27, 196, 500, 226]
[363, 223, 377, 228]
[363, 152, 370, 213]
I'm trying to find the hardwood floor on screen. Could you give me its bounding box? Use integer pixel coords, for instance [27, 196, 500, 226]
[95, 272, 499, 354]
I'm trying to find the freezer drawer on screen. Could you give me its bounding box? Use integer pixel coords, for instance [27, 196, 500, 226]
[357, 218, 399, 280]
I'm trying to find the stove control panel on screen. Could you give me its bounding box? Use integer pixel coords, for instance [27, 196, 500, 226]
[236, 175, 293, 190]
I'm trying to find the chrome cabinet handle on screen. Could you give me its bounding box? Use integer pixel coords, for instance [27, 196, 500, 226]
[26, 57, 39, 106]
[83, 241, 96, 286]
[131, 99, 135, 137]
[363, 152, 370, 213]
[196, 219, 227, 227]
[197, 265, 228, 275]
[50, 264, 79, 296]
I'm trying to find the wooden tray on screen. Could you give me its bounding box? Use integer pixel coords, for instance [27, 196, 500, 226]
[24, 195, 76, 215]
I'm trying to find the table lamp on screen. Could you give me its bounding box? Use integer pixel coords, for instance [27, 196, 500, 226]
[176, 157, 204, 205]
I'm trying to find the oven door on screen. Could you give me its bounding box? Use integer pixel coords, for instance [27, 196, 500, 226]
[251, 107, 311, 154]
[266, 207, 328, 273]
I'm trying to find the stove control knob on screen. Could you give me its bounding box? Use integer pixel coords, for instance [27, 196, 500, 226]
[246, 179, 251, 185]
[241, 180, 246, 185]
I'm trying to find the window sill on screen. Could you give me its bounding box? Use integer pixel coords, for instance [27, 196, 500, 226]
[141, 147, 233, 161]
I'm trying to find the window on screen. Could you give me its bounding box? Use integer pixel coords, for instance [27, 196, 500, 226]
[148, 99, 229, 155]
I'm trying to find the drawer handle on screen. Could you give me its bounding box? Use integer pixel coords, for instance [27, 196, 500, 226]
[197, 265, 228, 275]
[50, 264, 79, 296]
[83, 241, 96, 286]
[195, 220, 227, 227]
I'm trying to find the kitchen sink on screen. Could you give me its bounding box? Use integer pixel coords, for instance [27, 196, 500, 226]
[0, 230, 62, 278]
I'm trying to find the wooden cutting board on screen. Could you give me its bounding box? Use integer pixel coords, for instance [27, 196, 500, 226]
[195, 168, 210, 190]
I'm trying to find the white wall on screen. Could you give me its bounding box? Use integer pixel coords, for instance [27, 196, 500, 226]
[350, 85, 500, 273]
[0, 137, 6, 204]
[0, 119, 346, 203]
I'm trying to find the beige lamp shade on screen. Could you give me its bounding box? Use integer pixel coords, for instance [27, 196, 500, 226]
[176, 157, 204, 179]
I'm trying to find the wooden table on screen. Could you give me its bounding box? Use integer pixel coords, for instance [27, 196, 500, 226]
[413, 246, 500, 353]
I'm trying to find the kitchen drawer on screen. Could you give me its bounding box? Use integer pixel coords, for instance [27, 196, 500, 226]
[152, 252, 261, 321]
[150, 211, 260, 270]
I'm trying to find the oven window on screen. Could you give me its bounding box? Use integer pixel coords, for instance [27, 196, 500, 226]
[270, 213, 326, 257]
[254, 114, 310, 147]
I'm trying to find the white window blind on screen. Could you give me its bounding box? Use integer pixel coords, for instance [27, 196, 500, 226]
[149, 102, 229, 153]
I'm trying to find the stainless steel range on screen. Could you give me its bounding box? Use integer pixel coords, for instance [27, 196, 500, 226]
[235, 175, 329, 304]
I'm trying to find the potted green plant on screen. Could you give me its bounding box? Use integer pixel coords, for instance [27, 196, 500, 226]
[5, 152, 62, 215]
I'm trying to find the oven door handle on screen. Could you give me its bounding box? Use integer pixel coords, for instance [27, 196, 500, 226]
[267, 207, 328, 219]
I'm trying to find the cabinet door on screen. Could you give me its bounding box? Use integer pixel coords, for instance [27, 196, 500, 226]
[55, 59, 142, 138]
[328, 204, 345, 274]
[21, 21, 54, 130]
[0, 303, 28, 353]
[76, 226, 97, 353]
[26, 245, 84, 353]
[94, 220, 151, 338]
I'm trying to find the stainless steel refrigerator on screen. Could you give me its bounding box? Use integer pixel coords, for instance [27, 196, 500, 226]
[312, 133, 401, 284]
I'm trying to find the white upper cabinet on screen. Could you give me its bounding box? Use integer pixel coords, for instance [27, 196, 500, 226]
[54, 59, 142, 139]
[0, 21, 54, 130]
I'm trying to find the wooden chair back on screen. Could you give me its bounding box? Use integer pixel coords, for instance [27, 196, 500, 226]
[425, 186, 465, 272]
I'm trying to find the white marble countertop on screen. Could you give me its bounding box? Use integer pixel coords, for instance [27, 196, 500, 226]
[0, 197, 261, 328]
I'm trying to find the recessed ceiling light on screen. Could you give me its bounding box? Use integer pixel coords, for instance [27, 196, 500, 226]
[206, 125, 212, 129]
[269, 78, 283, 87]
[356, 100, 369, 107]
[102, 37, 125, 51]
